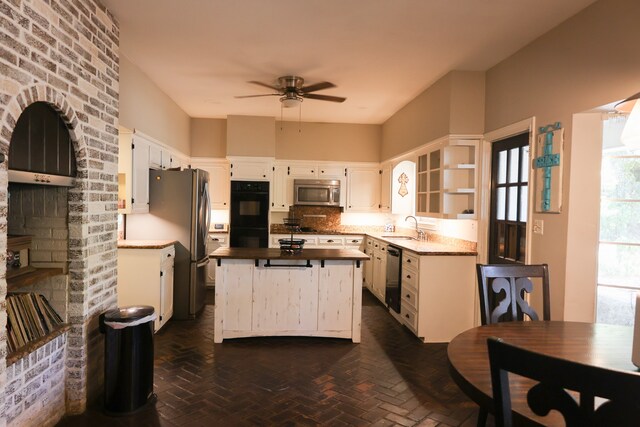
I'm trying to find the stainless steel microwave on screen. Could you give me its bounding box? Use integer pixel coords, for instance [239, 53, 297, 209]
[294, 179, 341, 207]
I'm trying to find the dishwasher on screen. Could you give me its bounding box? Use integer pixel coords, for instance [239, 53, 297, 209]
[385, 245, 402, 313]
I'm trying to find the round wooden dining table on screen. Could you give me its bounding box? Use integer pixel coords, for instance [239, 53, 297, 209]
[447, 321, 637, 426]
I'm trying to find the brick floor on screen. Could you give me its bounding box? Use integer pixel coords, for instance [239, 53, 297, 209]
[57, 290, 489, 426]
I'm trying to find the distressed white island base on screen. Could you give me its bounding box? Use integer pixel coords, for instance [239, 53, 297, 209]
[210, 248, 369, 343]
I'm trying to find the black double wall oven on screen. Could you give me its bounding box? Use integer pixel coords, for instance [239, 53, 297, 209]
[230, 180, 269, 248]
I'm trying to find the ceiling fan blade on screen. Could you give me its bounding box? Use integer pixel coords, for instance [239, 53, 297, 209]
[235, 93, 280, 99]
[301, 81, 336, 93]
[303, 93, 346, 103]
[248, 80, 280, 91]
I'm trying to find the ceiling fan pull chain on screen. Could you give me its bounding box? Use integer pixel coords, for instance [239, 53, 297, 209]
[299, 102, 302, 133]
[281, 102, 284, 130]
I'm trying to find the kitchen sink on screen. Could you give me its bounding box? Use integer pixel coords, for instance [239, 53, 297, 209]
[381, 235, 416, 240]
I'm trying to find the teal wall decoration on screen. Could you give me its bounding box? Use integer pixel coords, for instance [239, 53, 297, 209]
[534, 122, 564, 213]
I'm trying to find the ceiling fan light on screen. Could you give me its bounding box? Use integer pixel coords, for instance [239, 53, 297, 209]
[281, 97, 301, 108]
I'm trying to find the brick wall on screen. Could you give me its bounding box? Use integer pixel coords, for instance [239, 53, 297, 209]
[0, 0, 119, 423]
[5, 334, 66, 426]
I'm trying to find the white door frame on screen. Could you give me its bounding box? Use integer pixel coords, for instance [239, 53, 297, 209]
[478, 117, 536, 264]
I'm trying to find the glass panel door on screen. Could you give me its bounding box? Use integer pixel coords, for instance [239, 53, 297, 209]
[489, 133, 530, 264]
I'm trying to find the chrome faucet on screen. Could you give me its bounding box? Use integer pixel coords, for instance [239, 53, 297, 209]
[405, 215, 426, 241]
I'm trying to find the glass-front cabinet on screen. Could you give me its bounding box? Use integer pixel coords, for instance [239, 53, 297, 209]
[416, 136, 479, 219]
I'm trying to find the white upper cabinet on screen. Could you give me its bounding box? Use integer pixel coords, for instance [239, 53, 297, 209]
[345, 165, 381, 212]
[416, 136, 479, 219]
[191, 159, 231, 209]
[271, 161, 349, 211]
[148, 143, 163, 170]
[229, 157, 272, 181]
[379, 163, 391, 212]
[130, 134, 150, 214]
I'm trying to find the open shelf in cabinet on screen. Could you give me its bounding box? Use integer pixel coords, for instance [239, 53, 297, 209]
[7, 267, 65, 291]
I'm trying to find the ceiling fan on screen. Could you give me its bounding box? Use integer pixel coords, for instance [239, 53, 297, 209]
[235, 76, 346, 107]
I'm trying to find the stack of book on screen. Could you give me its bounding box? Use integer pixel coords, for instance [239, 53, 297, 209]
[6, 293, 65, 353]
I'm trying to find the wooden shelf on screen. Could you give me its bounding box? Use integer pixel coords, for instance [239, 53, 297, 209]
[7, 267, 64, 291]
[6, 323, 71, 366]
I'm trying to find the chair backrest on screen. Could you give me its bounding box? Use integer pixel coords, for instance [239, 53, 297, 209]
[487, 336, 640, 427]
[476, 264, 550, 325]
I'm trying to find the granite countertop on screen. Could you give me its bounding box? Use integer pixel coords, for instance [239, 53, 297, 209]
[367, 232, 477, 256]
[117, 239, 177, 249]
[210, 247, 369, 261]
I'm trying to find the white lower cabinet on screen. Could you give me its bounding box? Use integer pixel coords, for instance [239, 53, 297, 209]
[370, 238, 387, 303]
[362, 238, 374, 290]
[400, 250, 476, 343]
[118, 245, 175, 332]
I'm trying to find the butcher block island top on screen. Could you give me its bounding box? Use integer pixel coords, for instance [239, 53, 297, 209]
[211, 247, 367, 343]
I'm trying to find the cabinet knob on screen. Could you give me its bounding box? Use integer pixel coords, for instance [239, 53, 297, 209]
[213, 238, 219, 241]
[327, 239, 334, 243]
[351, 240, 359, 243]
[406, 274, 411, 279]
[406, 294, 411, 299]
[405, 314, 410, 319]
[321, 170, 324, 173]
[167, 254, 171, 257]
[407, 259, 411, 263]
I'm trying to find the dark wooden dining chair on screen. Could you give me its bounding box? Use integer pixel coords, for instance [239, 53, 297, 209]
[487, 336, 640, 427]
[476, 264, 550, 326]
[474, 263, 550, 426]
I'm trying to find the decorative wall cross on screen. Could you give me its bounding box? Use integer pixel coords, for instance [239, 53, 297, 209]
[534, 122, 563, 213]
[397, 172, 409, 197]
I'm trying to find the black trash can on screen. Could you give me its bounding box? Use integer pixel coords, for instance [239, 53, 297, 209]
[99, 305, 156, 414]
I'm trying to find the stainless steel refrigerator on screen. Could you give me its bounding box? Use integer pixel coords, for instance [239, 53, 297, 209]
[126, 168, 211, 319]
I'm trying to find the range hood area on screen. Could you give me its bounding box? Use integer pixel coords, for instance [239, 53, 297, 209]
[8, 102, 77, 187]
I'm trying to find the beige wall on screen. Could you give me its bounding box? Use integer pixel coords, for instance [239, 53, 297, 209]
[381, 70, 485, 160]
[226, 115, 276, 157]
[275, 121, 381, 162]
[191, 118, 226, 157]
[119, 55, 191, 154]
[564, 113, 602, 322]
[484, 0, 640, 320]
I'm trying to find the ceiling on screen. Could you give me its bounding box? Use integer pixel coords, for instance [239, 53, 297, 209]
[102, 0, 597, 125]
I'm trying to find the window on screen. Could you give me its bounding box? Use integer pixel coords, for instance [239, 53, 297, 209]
[596, 116, 640, 325]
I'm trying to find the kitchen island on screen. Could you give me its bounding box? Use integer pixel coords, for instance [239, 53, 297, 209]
[210, 247, 369, 343]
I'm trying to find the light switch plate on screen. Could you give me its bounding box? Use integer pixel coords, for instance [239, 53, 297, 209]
[533, 219, 544, 235]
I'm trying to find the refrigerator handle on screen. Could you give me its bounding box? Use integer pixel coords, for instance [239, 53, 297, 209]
[197, 258, 210, 268]
[203, 181, 212, 242]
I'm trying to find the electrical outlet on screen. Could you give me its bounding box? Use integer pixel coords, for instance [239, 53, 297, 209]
[533, 220, 544, 235]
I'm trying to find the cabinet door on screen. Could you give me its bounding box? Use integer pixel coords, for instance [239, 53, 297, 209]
[159, 258, 174, 329]
[371, 249, 387, 303]
[271, 164, 288, 211]
[131, 136, 150, 214]
[219, 260, 253, 331]
[230, 159, 271, 181]
[346, 167, 381, 212]
[252, 264, 319, 331]
[380, 164, 391, 212]
[149, 143, 162, 169]
[318, 165, 344, 179]
[192, 160, 230, 209]
[318, 261, 353, 331]
[363, 246, 373, 289]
